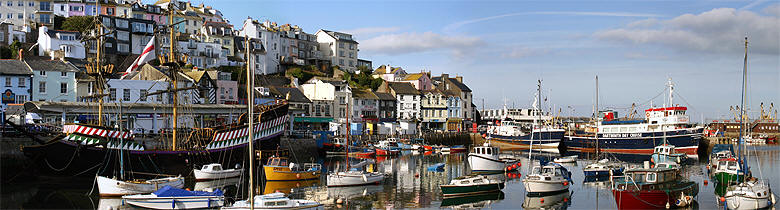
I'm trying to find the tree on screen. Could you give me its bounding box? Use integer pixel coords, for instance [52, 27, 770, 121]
[9, 40, 22, 59]
[61, 16, 97, 34]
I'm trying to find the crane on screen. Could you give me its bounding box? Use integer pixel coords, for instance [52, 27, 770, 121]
[730, 106, 741, 121]
[627, 103, 638, 120]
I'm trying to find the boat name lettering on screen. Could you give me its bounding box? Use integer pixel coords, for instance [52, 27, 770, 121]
[602, 133, 641, 138]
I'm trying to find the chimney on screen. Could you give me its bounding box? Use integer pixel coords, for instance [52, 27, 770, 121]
[455, 76, 463, 83]
[441, 73, 449, 79]
[18, 49, 23, 60]
[286, 92, 291, 100]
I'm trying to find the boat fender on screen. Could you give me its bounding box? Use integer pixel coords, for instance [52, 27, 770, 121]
[296, 174, 301, 179]
[771, 193, 776, 205]
[540, 198, 544, 203]
[563, 181, 569, 186]
[362, 174, 368, 182]
[703, 180, 708, 185]
[720, 197, 726, 203]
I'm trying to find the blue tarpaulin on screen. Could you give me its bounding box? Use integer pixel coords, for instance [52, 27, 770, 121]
[153, 186, 223, 197]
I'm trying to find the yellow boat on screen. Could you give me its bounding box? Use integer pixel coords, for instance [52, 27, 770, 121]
[263, 157, 322, 181]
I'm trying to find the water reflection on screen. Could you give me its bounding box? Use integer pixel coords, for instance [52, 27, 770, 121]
[441, 191, 505, 208]
[522, 191, 572, 210]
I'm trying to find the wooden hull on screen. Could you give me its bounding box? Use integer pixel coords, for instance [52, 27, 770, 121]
[263, 166, 321, 181]
[97, 176, 185, 197]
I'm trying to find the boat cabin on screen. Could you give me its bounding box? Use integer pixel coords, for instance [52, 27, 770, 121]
[644, 106, 690, 126]
[201, 164, 223, 171]
[654, 144, 676, 155]
[530, 164, 567, 177]
[623, 167, 678, 185]
[472, 144, 500, 157]
[267, 157, 290, 167]
[716, 158, 741, 173]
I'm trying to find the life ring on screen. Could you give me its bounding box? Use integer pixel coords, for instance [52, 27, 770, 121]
[646, 112, 650, 118]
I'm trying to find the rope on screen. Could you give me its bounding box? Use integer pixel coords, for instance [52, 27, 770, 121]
[44, 143, 81, 172]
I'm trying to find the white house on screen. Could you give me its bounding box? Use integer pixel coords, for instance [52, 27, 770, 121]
[300, 77, 351, 122]
[383, 82, 420, 122]
[371, 65, 406, 81]
[315, 29, 358, 73]
[0, 60, 33, 105]
[1, 22, 27, 46]
[239, 18, 281, 75]
[351, 89, 379, 123]
[177, 39, 227, 69]
[28, 58, 78, 102]
[37, 26, 85, 59]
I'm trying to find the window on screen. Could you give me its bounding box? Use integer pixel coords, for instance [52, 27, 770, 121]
[6, 1, 11, 6]
[349, 60, 354, 67]
[339, 50, 344, 57]
[18, 13, 23, 19]
[6, 14, 11, 19]
[28, 1, 33, 7]
[118, 44, 129, 52]
[18, 77, 25, 87]
[140, 89, 147, 101]
[16, 1, 21, 6]
[349, 52, 353, 58]
[228, 88, 233, 99]
[39, 81, 46, 93]
[61, 72, 67, 77]
[338, 42, 344, 48]
[117, 31, 129, 41]
[116, 19, 128, 28]
[109, 88, 116, 100]
[122, 89, 130, 101]
[60, 82, 67, 93]
[39, 14, 51, 24]
[4, 78, 10, 87]
[339, 59, 344, 65]
[349, 43, 354, 50]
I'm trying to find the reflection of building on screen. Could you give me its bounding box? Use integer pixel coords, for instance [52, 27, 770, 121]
[0, 60, 33, 105]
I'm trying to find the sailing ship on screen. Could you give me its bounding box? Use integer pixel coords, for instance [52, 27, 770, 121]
[20, 4, 289, 178]
[723, 37, 776, 210]
[564, 78, 703, 156]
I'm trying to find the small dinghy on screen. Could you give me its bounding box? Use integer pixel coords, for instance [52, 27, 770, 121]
[122, 185, 224, 209]
[222, 192, 322, 209]
[194, 163, 243, 181]
[553, 155, 578, 163]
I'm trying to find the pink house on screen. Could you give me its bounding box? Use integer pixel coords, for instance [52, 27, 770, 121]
[399, 72, 434, 91]
[208, 71, 237, 104]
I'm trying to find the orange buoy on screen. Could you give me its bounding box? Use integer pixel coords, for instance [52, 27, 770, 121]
[185, 188, 191, 191]
[540, 198, 545, 203]
[720, 197, 726, 202]
[563, 181, 569, 186]
[506, 167, 512, 171]
[516, 162, 521, 167]
[415, 173, 420, 178]
[296, 174, 301, 179]
[704, 180, 708, 185]
[563, 198, 569, 202]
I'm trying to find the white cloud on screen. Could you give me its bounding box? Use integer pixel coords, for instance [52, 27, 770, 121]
[360, 32, 483, 56]
[627, 18, 659, 28]
[595, 7, 780, 54]
[342, 27, 401, 37]
[444, 11, 663, 33]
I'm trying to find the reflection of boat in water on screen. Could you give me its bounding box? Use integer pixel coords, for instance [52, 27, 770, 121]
[97, 198, 123, 210]
[326, 185, 384, 200]
[440, 191, 504, 208]
[522, 190, 572, 210]
[194, 177, 241, 192]
[262, 179, 320, 194]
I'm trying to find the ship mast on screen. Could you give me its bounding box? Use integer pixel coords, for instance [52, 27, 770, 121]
[739, 37, 748, 179]
[245, 36, 255, 209]
[168, 5, 179, 150]
[595, 75, 599, 156]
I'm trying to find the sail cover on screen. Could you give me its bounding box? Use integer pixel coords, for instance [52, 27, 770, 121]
[153, 185, 223, 197]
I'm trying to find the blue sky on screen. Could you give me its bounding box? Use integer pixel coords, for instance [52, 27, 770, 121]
[159, 0, 779, 121]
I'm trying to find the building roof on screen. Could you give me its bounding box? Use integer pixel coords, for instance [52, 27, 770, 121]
[25, 58, 79, 72]
[388, 82, 420, 95]
[271, 87, 311, 103]
[372, 65, 403, 75]
[256, 75, 291, 87]
[402, 73, 425, 81]
[447, 78, 471, 92]
[184, 71, 209, 83]
[319, 29, 359, 44]
[352, 88, 378, 100]
[308, 76, 346, 86]
[46, 29, 81, 39]
[0, 60, 32, 75]
[374, 92, 396, 101]
[421, 88, 443, 95]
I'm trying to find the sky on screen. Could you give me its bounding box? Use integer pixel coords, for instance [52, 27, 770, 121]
[154, 0, 779, 121]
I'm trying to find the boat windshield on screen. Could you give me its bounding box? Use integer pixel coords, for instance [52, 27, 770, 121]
[213, 165, 222, 171]
[531, 166, 541, 175]
[727, 161, 739, 170]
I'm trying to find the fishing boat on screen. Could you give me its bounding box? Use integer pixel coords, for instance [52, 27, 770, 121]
[322, 138, 347, 154]
[484, 103, 564, 152]
[263, 156, 321, 181]
[222, 192, 322, 210]
[467, 142, 520, 173]
[651, 144, 687, 164]
[583, 159, 623, 177]
[194, 163, 243, 181]
[441, 175, 505, 197]
[723, 37, 776, 210]
[714, 158, 744, 185]
[611, 164, 698, 209]
[97, 176, 185, 197]
[553, 155, 578, 163]
[375, 138, 401, 155]
[522, 162, 572, 196]
[348, 147, 376, 158]
[564, 79, 703, 156]
[122, 185, 224, 209]
[709, 144, 735, 171]
[450, 145, 468, 153]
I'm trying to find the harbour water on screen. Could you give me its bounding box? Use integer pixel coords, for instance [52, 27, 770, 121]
[3, 145, 780, 209]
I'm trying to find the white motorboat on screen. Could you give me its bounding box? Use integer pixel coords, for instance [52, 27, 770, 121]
[194, 177, 241, 192]
[222, 192, 322, 210]
[725, 179, 775, 210]
[194, 163, 243, 181]
[122, 185, 224, 209]
[467, 142, 520, 172]
[97, 175, 184, 197]
[523, 162, 572, 195]
[553, 155, 578, 163]
[327, 170, 385, 187]
[583, 159, 623, 177]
